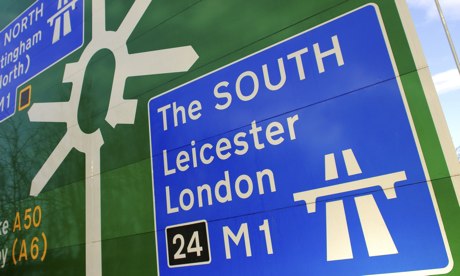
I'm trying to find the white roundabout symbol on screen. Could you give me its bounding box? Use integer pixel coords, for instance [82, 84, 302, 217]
[28, 0, 198, 275]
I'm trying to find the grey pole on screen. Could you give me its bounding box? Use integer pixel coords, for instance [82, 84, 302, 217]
[434, 0, 460, 75]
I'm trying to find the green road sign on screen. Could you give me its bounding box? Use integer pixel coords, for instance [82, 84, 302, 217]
[0, 0, 459, 275]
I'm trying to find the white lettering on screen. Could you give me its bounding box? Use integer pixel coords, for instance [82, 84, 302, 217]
[215, 171, 232, 203]
[165, 169, 277, 213]
[223, 223, 252, 259]
[157, 100, 202, 131]
[249, 120, 265, 150]
[3, 3, 44, 47]
[214, 81, 232, 110]
[179, 189, 194, 211]
[0, 248, 7, 268]
[163, 149, 176, 176]
[235, 174, 253, 199]
[162, 115, 299, 175]
[313, 35, 344, 73]
[262, 58, 286, 91]
[166, 186, 179, 214]
[157, 104, 171, 131]
[287, 47, 309, 80]
[236, 71, 259, 101]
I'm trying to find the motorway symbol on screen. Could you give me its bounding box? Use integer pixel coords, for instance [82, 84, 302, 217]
[47, 0, 79, 44]
[293, 149, 403, 261]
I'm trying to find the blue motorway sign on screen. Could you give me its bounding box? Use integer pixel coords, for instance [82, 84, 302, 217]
[0, 0, 83, 122]
[149, 4, 451, 275]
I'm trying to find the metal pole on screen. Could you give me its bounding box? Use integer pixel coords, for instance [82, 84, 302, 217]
[434, 0, 460, 75]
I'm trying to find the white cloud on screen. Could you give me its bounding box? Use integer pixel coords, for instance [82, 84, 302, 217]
[407, 0, 460, 21]
[432, 68, 460, 94]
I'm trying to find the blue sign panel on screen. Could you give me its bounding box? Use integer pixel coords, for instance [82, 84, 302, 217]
[0, 0, 84, 122]
[149, 5, 451, 275]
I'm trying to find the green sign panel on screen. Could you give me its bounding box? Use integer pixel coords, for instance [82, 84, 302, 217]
[0, 0, 459, 275]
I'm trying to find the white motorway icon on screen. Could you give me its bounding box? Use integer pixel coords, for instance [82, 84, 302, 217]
[47, 0, 79, 44]
[293, 149, 407, 261]
[28, 0, 198, 275]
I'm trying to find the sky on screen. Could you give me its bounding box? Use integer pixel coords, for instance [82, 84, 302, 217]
[407, 0, 460, 154]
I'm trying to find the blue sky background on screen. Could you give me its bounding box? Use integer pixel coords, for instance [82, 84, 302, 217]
[407, 0, 460, 153]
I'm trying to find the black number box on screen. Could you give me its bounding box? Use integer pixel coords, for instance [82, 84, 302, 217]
[166, 220, 211, 267]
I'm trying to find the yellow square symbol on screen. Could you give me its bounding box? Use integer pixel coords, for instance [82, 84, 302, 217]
[18, 85, 32, 111]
